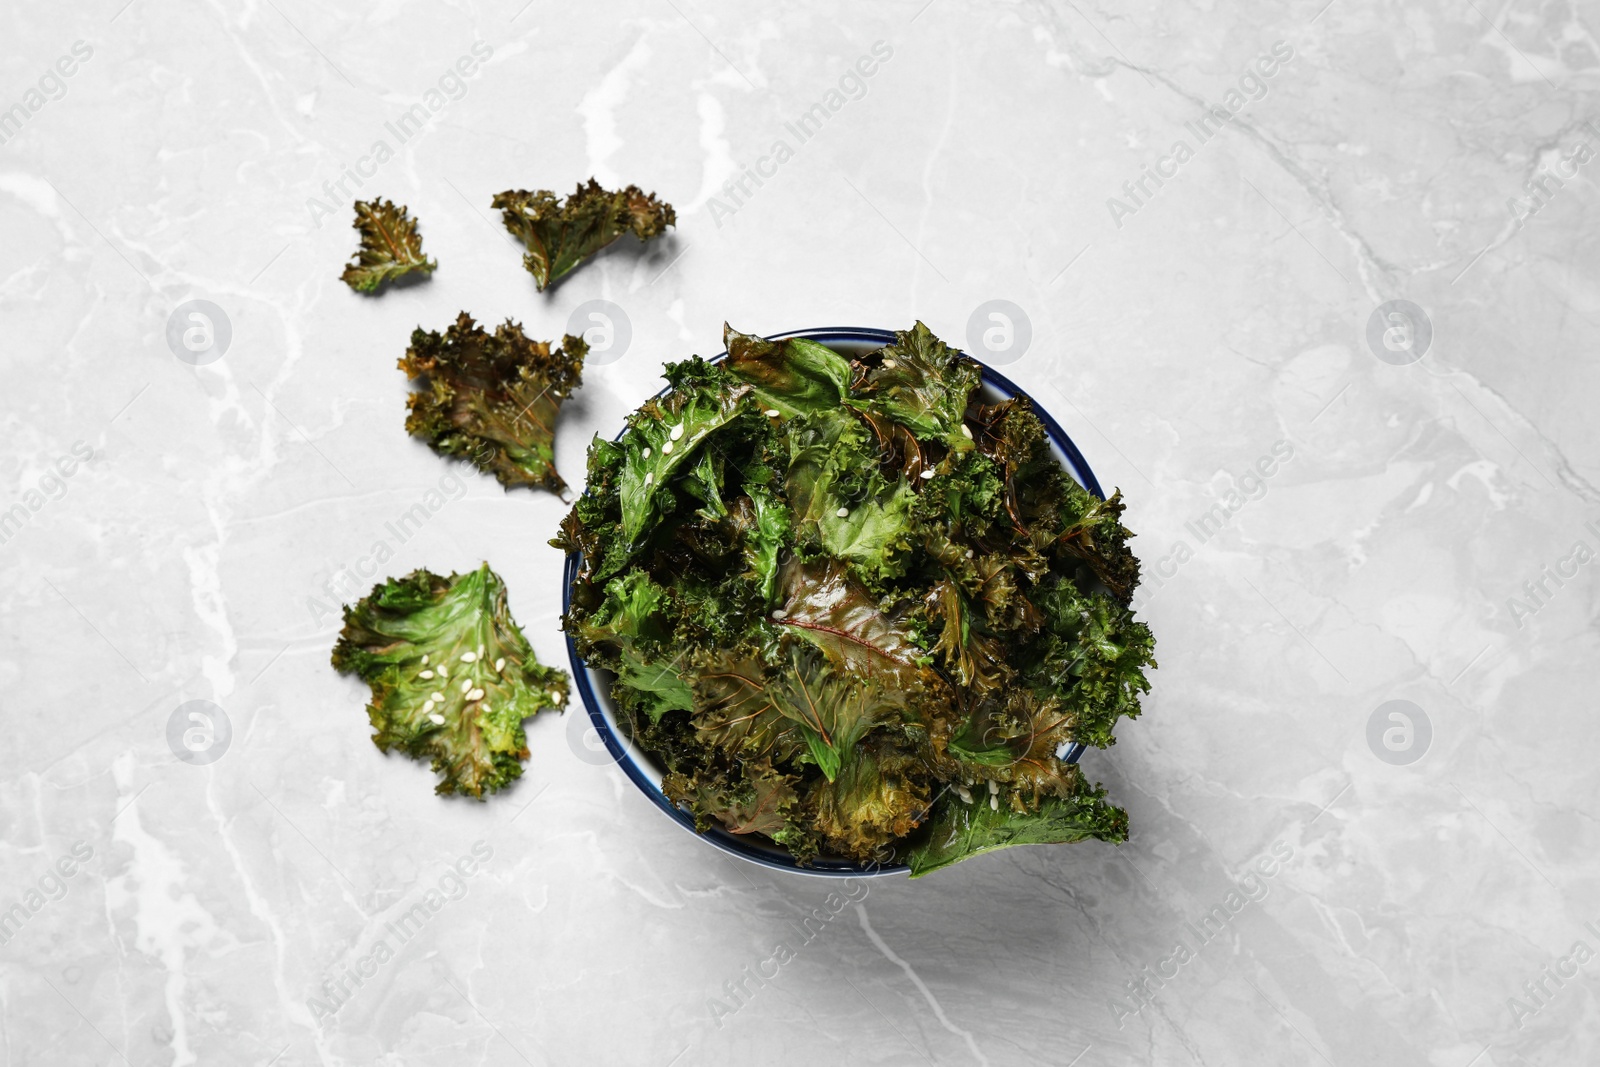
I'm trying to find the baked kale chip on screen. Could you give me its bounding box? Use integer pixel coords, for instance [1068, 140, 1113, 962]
[340, 199, 437, 293]
[556, 323, 1155, 875]
[332, 564, 568, 798]
[906, 768, 1129, 877]
[492, 179, 675, 291]
[400, 312, 587, 494]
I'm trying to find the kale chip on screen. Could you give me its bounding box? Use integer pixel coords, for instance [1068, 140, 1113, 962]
[332, 564, 568, 798]
[492, 179, 675, 291]
[400, 312, 587, 494]
[340, 199, 437, 293]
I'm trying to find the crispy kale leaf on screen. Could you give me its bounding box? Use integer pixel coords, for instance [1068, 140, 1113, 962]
[614, 359, 751, 548]
[401, 312, 587, 494]
[665, 759, 810, 838]
[574, 570, 694, 725]
[558, 321, 1155, 872]
[723, 326, 851, 417]
[331, 564, 568, 798]
[341, 199, 437, 293]
[1028, 575, 1154, 748]
[905, 767, 1128, 877]
[847, 321, 979, 452]
[492, 179, 675, 291]
[776, 560, 941, 703]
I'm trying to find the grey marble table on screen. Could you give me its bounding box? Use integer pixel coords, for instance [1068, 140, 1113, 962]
[3, 1, 1598, 1064]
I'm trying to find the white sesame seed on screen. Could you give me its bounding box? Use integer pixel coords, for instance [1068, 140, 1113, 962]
[432, 691, 444, 702]
[421, 654, 429, 665]
[765, 408, 781, 418]
[670, 423, 684, 441]
[437, 663, 448, 677]
[771, 608, 788, 620]
[956, 786, 973, 804]
[835, 506, 849, 518]
[883, 358, 898, 369]
[460, 679, 473, 694]
[960, 424, 973, 439]
[642, 447, 651, 459]
[644, 472, 654, 487]
[965, 548, 974, 559]
[920, 469, 936, 480]
[477, 644, 484, 657]
[467, 688, 485, 702]
[494, 657, 506, 672]
[662, 440, 674, 455]
[460, 651, 477, 663]
[419, 669, 434, 680]
[988, 780, 999, 795]
[428, 713, 445, 725]
[549, 689, 562, 703]
[990, 794, 999, 811]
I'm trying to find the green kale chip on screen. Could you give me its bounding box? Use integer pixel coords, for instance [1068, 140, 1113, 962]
[557, 322, 1155, 873]
[401, 312, 587, 494]
[724, 326, 851, 417]
[847, 321, 979, 452]
[340, 199, 437, 293]
[906, 768, 1128, 877]
[332, 564, 568, 798]
[492, 179, 675, 291]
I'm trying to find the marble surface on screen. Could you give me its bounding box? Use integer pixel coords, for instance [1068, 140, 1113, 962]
[3, 1, 1599, 1064]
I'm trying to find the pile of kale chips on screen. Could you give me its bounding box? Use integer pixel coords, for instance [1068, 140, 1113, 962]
[555, 323, 1155, 876]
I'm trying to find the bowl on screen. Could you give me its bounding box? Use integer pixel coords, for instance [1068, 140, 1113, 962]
[562, 326, 1105, 877]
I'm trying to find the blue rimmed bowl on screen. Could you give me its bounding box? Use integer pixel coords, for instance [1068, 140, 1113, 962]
[562, 327, 1103, 877]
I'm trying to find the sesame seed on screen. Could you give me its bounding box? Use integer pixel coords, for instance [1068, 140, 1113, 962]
[643, 447, 651, 459]
[835, 506, 849, 518]
[990, 794, 999, 811]
[549, 689, 562, 703]
[765, 409, 781, 418]
[662, 440, 674, 454]
[670, 423, 684, 441]
[460, 651, 477, 663]
[467, 688, 485, 702]
[419, 670, 434, 680]
[428, 713, 445, 725]
[956, 786, 972, 804]
[919, 469, 936, 480]
[965, 548, 974, 559]
[883, 358, 898, 369]
[477, 644, 484, 657]
[494, 657, 506, 672]
[771, 608, 788, 620]
[421, 654, 429, 665]
[644, 472, 654, 487]
[438, 663, 448, 677]
[960, 424, 973, 439]
[988, 780, 999, 795]
[432, 691, 444, 702]
[460, 679, 473, 694]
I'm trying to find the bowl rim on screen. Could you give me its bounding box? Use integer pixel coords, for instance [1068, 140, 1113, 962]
[561, 325, 1103, 877]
